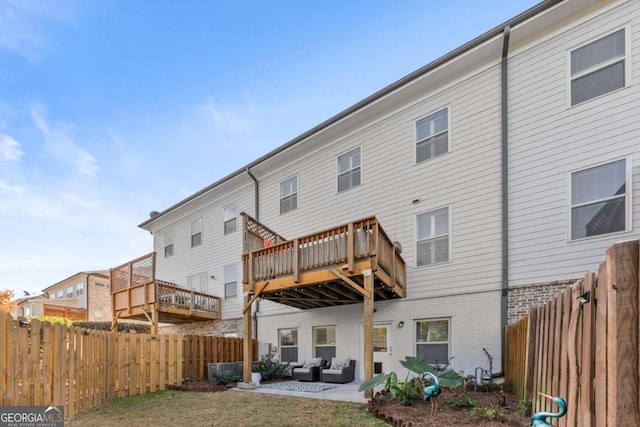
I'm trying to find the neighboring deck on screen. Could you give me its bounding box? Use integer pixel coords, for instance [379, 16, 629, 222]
[110, 253, 221, 328]
[241, 213, 406, 310]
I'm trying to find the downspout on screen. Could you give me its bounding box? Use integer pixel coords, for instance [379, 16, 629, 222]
[246, 167, 260, 342]
[499, 24, 511, 377]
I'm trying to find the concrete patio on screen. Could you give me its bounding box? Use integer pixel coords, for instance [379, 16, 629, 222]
[234, 379, 369, 403]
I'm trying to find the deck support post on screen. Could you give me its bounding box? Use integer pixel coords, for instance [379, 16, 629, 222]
[243, 294, 253, 383]
[151, 308, 158, 335]
[363, 269, 374, 399]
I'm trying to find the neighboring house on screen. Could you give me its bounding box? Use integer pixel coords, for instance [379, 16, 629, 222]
[124, 0, 640, 379]
[18, 271, 112, 322]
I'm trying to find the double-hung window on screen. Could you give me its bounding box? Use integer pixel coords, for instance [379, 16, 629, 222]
[279, 328, 299, 363]
[313, 325, 336, 360]
[224, 203, 237, 235]
[570, 28, 626, 105]
[280, 176, 298, 214]
[164, 231, 174, 257]
[191, 218, 202, 247]
[66, 286, 74, 298]
[76, 282, 84, 296]
[571, 159, 628, 240]
[224, 264, 238, 298]
[337, 148, 361, 193]
[416, 108, 448, 163]
[416, 207, 450, 266]
[416, 319, 450, 366]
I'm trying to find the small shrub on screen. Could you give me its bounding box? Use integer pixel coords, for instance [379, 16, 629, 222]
[517, 399, 531, 417]
[446, 386, 476, 409]
[252, 354, 288, 381]
[471, 406, 502, 421]
[209, 372, 242, 385]
[32, 316, 73, 327]
[72, 321, 150, 333]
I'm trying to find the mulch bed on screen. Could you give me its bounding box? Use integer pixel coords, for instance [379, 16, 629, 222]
[368, 386, 530, 426]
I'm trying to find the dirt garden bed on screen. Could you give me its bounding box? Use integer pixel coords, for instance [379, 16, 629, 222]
[368, 386, 530, 426]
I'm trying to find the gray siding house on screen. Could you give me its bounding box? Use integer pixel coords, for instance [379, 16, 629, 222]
[130, 0, 640, 379]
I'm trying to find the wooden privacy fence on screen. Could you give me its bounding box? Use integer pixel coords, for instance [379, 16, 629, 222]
[183, 334, 258, 381]
[505, 240, 640, 426]
[0, 311, 257, 419]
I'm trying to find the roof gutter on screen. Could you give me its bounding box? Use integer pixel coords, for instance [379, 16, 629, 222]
[138, 0, 563, 229]
[499, 24, 511, 377]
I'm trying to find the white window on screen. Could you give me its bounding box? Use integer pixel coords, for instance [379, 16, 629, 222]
[187, 272, 208, 293]
[416, 319, 450, 366]
[66, 286, 73, 298]
[416, 207, 450, 266]
[570, 28, 626, 106]
[313, 325, 336, 360]
[76, 282, 84, 296]
[223, 332, 238, 338]
[279, 328, 298, 363]
[571, 159, 628, 240]
[280, 176, 298, 214]
[24, 306, 32, 317]
[164, 231, 174, 257]
[56, 290, 63, 298]
[416, 108, 448, 163]
[337, 147, 361, 193]
[224, 203, 237, 235]
[191, 218, 202, 247]
[49, 293, 55, 299]
[224, 264, 238, 298]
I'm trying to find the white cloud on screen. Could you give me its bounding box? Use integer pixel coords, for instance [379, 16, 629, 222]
[31, 109, 99, 177]
[0, 0, 77, 61]
[0, 134, 24, 161]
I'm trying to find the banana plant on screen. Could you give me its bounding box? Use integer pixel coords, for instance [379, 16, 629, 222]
[359, 356, 463, 406]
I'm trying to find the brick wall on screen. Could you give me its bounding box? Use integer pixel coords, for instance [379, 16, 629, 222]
[88, 275, 112, 322]
[507, 279, 577, 325]
[159, 318, 244, 336]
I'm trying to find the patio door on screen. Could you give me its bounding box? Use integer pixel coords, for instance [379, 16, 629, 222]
[361, 322, 392, 377]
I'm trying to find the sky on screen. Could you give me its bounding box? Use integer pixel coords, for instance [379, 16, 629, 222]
[0, 0, 540, 297]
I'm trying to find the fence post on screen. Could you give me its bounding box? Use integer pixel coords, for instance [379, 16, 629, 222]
[605, 241, 639, 426]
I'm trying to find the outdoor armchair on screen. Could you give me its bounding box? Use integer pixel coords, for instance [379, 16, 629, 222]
[320, 358, 356, 383]
[291, 358, 326, 382]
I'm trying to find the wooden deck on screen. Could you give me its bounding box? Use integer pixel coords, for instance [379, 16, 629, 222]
[241, 213, 407, 309]
[110, 253, 221, 329]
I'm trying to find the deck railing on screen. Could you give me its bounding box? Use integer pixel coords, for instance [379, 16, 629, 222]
[242, 216, 406, 292]
[111, 254, 220, 318]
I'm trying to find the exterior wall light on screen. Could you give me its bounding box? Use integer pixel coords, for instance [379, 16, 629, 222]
[398, 321, 404, 328]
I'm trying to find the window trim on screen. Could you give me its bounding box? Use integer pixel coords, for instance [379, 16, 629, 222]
[415, 205, 452, 268]
[336, 146, 362, 194]
[224, 202, 238, 235]
[566, 25, 631, 108]
[313, 325, 337, 358]
[164, 231, 174, 257]
[279, 175, 299, 215]
[414, 106, 450, 165]
[191, 218, 203, 248]
[278, 328, 299, 363]
[567, 156, 632, 242]
[415, 318, 451, 366]
[76, 282, 84, 296]
[223, 263, 239, 299]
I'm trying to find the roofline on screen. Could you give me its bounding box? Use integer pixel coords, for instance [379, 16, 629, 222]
[42, 271, 110, 292]
[138, 0, 563, 229]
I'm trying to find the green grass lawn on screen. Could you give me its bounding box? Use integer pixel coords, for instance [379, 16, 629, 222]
[66, 390, 387, 427]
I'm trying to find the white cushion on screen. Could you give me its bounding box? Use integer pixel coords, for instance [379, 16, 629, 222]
[293, 368, 310, 373]
[322, 369, 342, 375]
[330, 357, 351, 370]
